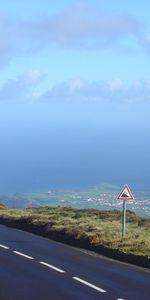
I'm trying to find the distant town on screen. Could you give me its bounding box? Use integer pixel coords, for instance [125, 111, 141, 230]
[0, 184, 149, 217]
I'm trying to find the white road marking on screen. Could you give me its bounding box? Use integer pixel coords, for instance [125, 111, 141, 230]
[0, 244, 9, 249]
[73, 277, 106, 293]
[1, 244, 123, 299]
[39, 261, 65, 273]
[13, 251, 34, 260]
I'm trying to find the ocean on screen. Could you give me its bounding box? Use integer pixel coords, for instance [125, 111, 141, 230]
[0, 125, 149, 194]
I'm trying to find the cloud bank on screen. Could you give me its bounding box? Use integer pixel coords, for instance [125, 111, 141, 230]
[0, 72, 150, 104]
[42, 79, 150, 103]
[0, 1, 143, 67]
[23, 1, 140, 48]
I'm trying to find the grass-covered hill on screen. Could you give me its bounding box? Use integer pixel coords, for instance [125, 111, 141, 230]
[0, 206, 149, 267]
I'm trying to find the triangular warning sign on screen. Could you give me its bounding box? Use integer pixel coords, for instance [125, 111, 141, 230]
[117, 184, 134, 200]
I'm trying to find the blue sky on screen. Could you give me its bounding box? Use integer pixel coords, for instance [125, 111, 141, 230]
[0, 0, 150, 126]
[0, 1, 150, 94]
[0, 0, 150, 191]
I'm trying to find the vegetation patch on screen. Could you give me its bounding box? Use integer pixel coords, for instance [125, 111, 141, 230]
[0, 203, 7, 209]
[0, 206, 149, 268]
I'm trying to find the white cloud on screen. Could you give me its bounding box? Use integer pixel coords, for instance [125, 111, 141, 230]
[107, 79, 125, 92]
[25, 69, 42, 83]
[140, 33, 150, 52]
[0, 69, 44, 102]
[23, 1, 140, 49]
[0, 15, 15, 67]
[41, 78, 150, 104]
[0, 2, 141, 68]
[0, 72, 150, 104]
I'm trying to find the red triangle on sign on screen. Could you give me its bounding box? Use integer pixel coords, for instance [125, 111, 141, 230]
[117, 184, 134, 200]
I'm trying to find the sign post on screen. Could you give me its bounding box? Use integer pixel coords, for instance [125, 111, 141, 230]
[117, 184, 134, 239]
[122, 200, 126, 238]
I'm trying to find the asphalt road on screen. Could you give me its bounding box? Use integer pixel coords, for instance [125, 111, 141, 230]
[0, 224, 149, 300]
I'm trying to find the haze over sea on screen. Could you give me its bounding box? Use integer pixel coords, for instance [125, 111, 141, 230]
[0, 119, 149, 194]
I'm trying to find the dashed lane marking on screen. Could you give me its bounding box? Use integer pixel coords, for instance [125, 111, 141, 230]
[0, 244, 127, 298]
[13, 251, 34, 260]
[72, 276, 106, 293]
[39, 261, 65, 273]
[0, 244, 9, 249]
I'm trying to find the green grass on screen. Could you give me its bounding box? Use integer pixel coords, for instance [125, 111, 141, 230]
[0, 206, 149, 257]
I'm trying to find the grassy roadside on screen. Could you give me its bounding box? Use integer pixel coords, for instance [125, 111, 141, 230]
[0, 205, 149, 258]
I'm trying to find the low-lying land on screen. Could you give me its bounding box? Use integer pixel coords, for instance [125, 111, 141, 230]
[0, 184, 150, 217]
[0, 205, 149, 268]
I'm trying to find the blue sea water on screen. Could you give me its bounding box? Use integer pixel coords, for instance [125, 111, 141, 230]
[0, 124, 149, 193]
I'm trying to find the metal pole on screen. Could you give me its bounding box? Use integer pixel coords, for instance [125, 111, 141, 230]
[122, 200, 126, 239]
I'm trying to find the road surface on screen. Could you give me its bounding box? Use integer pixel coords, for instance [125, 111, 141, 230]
[0, 224, 149, 300]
